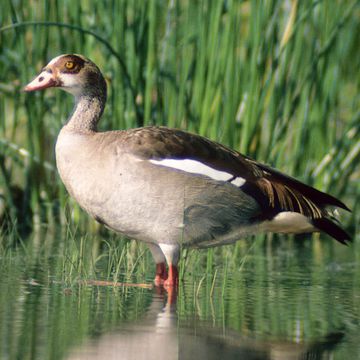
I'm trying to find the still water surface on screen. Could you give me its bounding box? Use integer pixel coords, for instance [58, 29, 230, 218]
[0, 234, 359, 359]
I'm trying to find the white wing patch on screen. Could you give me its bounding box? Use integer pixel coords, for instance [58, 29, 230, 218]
[150, 159, 232, 181]
[231, 177, 246, 187]
[149, 158, 246, 187]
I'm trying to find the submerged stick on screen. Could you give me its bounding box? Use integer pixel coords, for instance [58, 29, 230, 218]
[79, 279, 153, 289]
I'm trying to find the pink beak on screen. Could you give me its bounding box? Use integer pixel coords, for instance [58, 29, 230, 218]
[24, 70, 60, 92]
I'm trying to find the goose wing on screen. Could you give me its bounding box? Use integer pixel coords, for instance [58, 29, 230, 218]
[121, 126, 351, 244]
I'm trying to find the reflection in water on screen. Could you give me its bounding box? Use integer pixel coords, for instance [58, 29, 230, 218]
[66, 289, 344, 360]
[1, 235, 357, 359]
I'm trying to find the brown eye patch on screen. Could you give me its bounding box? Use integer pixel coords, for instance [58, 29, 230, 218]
[60, 55, 86, 74]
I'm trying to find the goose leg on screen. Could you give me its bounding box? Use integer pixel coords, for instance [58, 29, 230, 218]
[147, 243, 168, 286]
[159, 244, 180, 288]
[165, 264, 179, 287]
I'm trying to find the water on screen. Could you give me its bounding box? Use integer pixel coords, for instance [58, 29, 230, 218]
[0, 235, 359, 359]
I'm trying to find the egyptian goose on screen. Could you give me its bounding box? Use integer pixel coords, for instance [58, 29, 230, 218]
[24, 54, 351, 287]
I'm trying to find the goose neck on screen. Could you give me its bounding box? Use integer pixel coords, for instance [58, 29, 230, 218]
[65, 93, 106, 133]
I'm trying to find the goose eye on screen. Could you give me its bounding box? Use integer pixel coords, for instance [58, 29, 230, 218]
[65, 61, 75, 70]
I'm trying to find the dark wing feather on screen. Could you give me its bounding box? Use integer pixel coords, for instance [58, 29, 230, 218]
[252, 161, 350, 213]
[312, 218, 351, 245]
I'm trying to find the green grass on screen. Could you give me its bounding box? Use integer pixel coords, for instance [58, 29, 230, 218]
[0, 0, 359, 247]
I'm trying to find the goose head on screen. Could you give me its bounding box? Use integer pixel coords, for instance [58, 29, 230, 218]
[24, 54, 107, 100]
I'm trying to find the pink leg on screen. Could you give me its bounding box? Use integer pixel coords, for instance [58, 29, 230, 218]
[154, 262, 168, 286]
[166, 284, 178, 304]
[164, 264, 179, 288]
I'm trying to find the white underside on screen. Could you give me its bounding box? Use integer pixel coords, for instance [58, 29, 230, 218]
[262, 211, 315, 234]
[150, 212, 314, 265]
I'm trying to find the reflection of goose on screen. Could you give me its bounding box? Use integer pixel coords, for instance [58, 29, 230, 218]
[25, 55, 350, 287]
[67, 292, 178, 360]
[66, 291, 343, 360]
